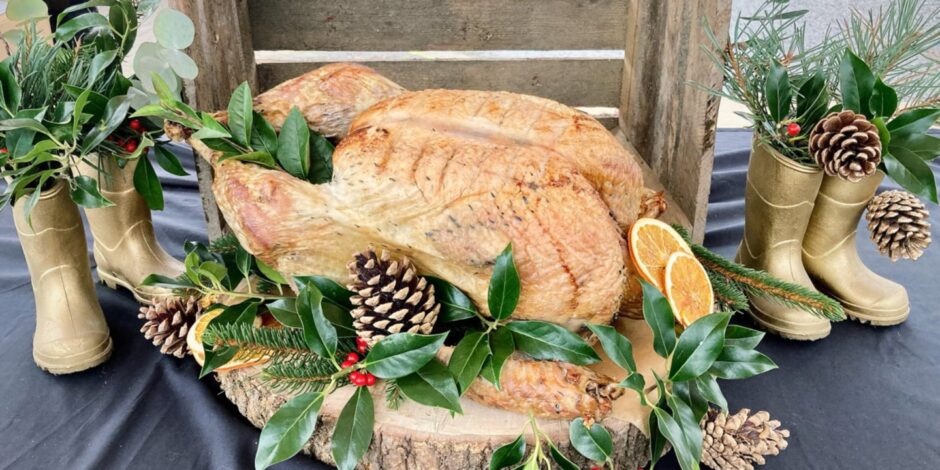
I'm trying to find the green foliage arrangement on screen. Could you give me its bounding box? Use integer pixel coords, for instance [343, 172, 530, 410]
[0, 0, 198, 221]
[703, 0, 940, 202]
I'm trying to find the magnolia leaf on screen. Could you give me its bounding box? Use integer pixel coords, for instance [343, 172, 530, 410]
[568, 417, 612, 462]
[133, 157, 164, 210]
[640, 279, 677, 358]
[397, 359, 462, 414]
[488, 243, 520, 320]
[365, 333, 447, 379]
[70, 175, 114, 208]
[255, 391, 324, 470]
[507, 321, 599, 365]
[448, 331, 491, 393]
[765, 61, 791, 122]
[489, 435, 526, 470]
[154, 8, 195, 50]
[331, 387, 374, 470]
[669, 312, 730, 382]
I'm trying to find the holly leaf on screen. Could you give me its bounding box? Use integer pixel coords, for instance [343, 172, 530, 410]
[276, 107, 311, 179]
[587, 323, 636, 373]
[448, 331, 491, 393]
[479, 327, 514, 388]
[428, 276, 478, 322]
[709, 346, 777, 379]
[153, 145, 188, 176]
[669, 312, 730, 382]
[308, 133, 334, 184]
[887, 108, 940, 139]
[295, 279, 338, 358]
[70, 175, 114, 208]
[397, 359, 462, 414]
[507, 321, 599, 365]
[723, 325, 764, 350]
[266, 298, 301, 329]
[765, 61, 791, 122]
[489, 435, 526, 470]
[295, 275, 354, 310]
[365, 333, 447, 379]
[255, 391, 324, 470]
[227, 81, 253, 147]
[640, 279, 676, 358]
[133, 157, 164, 210]
[331, 387, 374, 470]
[870, 79, 898, 118]
[568, 417, 612, 462]
[796, 72, 828, 127]
[839, 49, 875, 117]
[488, 243, 520, 320]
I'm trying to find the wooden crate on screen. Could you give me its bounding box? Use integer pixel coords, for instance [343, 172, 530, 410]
[171, 0, 731, 242]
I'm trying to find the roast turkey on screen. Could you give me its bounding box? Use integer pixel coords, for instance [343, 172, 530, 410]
[192, 63, 664, 330]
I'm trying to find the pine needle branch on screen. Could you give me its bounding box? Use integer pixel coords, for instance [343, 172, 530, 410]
[204, 323, 320, 365]
[709, 271, 750, 313]
[673, 225, 846, 321]
[209, 233, 243, 254]
[262, 359, 345, 394]
[385, 379, 405, 410]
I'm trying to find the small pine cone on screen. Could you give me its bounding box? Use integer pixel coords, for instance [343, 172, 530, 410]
[809, 111, 881, 182]
[865, 190, 932, 261]
[138, 296, 202, 358]
[347, 249, 440, 347]
[700, 407, 790, 470]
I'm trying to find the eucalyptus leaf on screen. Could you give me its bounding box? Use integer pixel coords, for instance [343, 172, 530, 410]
[331, 387, 374, 470]
[365, 333, 447, 379]
[765, 61, 791, 122]
[153, 8, 195, 50]
[227, 82, 253, 147]
[428, 276, 478, 322]
[488, 243, 520, 320]
[448, 331, 491, 393]
[70, 175, 113, 208]
[870, 79, 898, 118]
[709, 346, 777, 379]
[839, 49, 876, 117]
[587, 323, 636, 373]
[507, 321, 599, 365]
[397, 359, 463, 414]
[296, 280, 338, 358]
[159, 48, 199, 80]
[640, 279, 676, 358]
[6, 0, 48, 21]
[255, 391, 324, 470]
[277, 107, 311, 179]
[489, 435, 526, 470]
[568, 417, 612, 462]
[669, 312, 730, 382]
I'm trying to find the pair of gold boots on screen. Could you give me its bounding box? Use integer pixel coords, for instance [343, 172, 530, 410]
[12, 157, 183, 374]
[737, 142, 909, 341]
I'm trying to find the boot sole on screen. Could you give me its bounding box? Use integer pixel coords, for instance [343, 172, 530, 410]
[34, 336, 113, 375]
[748, 304, 831, 341]
[842, 303, 909, 327]
[97, 268, 163, 305]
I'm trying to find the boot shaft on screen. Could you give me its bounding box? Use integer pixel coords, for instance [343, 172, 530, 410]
[803, 172, 883, 256]
[76, 156, 151, 238]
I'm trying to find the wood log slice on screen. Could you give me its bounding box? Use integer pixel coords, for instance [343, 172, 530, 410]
[216, 317, 665, 469]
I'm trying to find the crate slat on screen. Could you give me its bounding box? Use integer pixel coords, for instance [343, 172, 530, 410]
[248, 0, 628, 51]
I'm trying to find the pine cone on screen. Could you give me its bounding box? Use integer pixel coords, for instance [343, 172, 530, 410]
[700, 407, 789, 470]
[138, 296, 202, 358]
[347, 249, 440, 346]
[808, 111, 882, 182]
[865, 190, 932, 261]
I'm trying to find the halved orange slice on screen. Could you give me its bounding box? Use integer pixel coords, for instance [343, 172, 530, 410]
[664, 251, 715, 327]
[628, 218, 693, 291]
[187, 308, 267, 371]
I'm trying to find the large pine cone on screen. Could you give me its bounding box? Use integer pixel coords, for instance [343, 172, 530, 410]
[701, 407, 789, 470]
[809, 111, 882, 182]
[347, 249, 440, 346]
[138, 296, 202, 358]
[865, 190, 932, 261]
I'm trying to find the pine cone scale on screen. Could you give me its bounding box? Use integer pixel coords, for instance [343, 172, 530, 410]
[700, 407, 789, 470]
[866, 190, 932, 261]
[809, 111, 882, 182]
[138, 296, 202, 358]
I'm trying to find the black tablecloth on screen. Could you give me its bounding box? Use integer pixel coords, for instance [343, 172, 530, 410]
[1, 130, 938, 469]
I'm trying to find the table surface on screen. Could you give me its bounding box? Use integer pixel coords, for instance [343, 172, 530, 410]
[1, 130, 938, 469]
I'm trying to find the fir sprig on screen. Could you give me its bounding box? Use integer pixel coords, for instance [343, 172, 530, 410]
[673, 225, 845, 321]
[204, 322, 319, 364]
[262, 360, 346, 394]
[384, 379, 405, 411]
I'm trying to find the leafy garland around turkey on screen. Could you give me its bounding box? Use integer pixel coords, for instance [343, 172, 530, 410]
[0, 0, 199, 221]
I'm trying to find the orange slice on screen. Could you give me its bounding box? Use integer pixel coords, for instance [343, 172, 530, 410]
[187, 308, 267, 371]
[628, 218, 693, 290]
[664, 251, 715, 327]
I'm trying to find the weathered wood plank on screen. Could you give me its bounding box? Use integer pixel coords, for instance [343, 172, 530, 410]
[619, 0, 731, 242]
[258, 59, 624, 108]
[169, 0, 258, 239]
[247, 0, 628, 51]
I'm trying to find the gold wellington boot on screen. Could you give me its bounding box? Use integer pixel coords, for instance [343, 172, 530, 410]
[736, 142, 830, 340]
[13, 181, 112, 374]
[803, 172, 909, 326]
[77, 157, 184, 304]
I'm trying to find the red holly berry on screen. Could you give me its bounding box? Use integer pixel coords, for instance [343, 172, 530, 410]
[364, 373, 376, 386]
[129, 119, 143, 131]
[351, 373, 368, 387]
[341, 359, 355, 369]
[124, 139, 138, 153]
[0, 147, 7, 154]
[350, 370, 362, 380]
[591, 467, 601, 470]
[345, 352, 360, 363]
[786, 122, 801, 136]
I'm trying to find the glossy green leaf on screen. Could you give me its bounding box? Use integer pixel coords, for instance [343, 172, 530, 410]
[296, 280, 338, 357]
[133, 157, 164, 210]
[192, 113, 232, 140]
[480, 327, 514, 388]
[294, 275, 354, 309]
[765, 61, 791, 122]
[796, 72, 828, 127]
[488, 244, 520, 320]
[667, 393, 704, 469]
[587, 323, 636, 373]
[618, 372, 647, 400]
[891, 133, 940, 161]
[839, 49, 876, 117]
[308, 133, 334, 184]
[489, 435, 526, 470]
[153, 8, 195, 50]
[568, 417, 612, 462]
[883, 149, 938, 203]
[277, 107, 311, 179]
[870, 79, 898, 118]
[0, 118, 51, 136]
[887, 108, 940, 138]
[86, 50, 118, 89]
[670, 312, 730, 382]
[448, 331, 491, 393]
[70, 175, 114, 208]
[709, 346, 777, 379]
[255, 391, 324, 469]
[153, 145, 188, 176]
[723, 325, 764, 350]
[201, 301, 258, 377]
[83, 95, 131, 152]
[365, 333, 447, 379]
[323, 303, 357, 338]
[331, 387, 374, 470]
[397, 359, 463, 414]
[0, 58, 22, 113]
[267, 298, 301, 329]
[428, 276, 478, 322]
[673, 380, 708, 423]
[693, 374, 727, 412]
[217, 151, 278, 168]
[55, 12, 109, 42]
[251, 112, 279, 156]
[141, 273, 194, 289]
[652, 407, 695, 470]
[256, 258, 288, 285]
[640, 279, 676, 358]
[548, 444, 579, 470]
[227, 82, 253, 147]
[507, 321, 599, 365]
